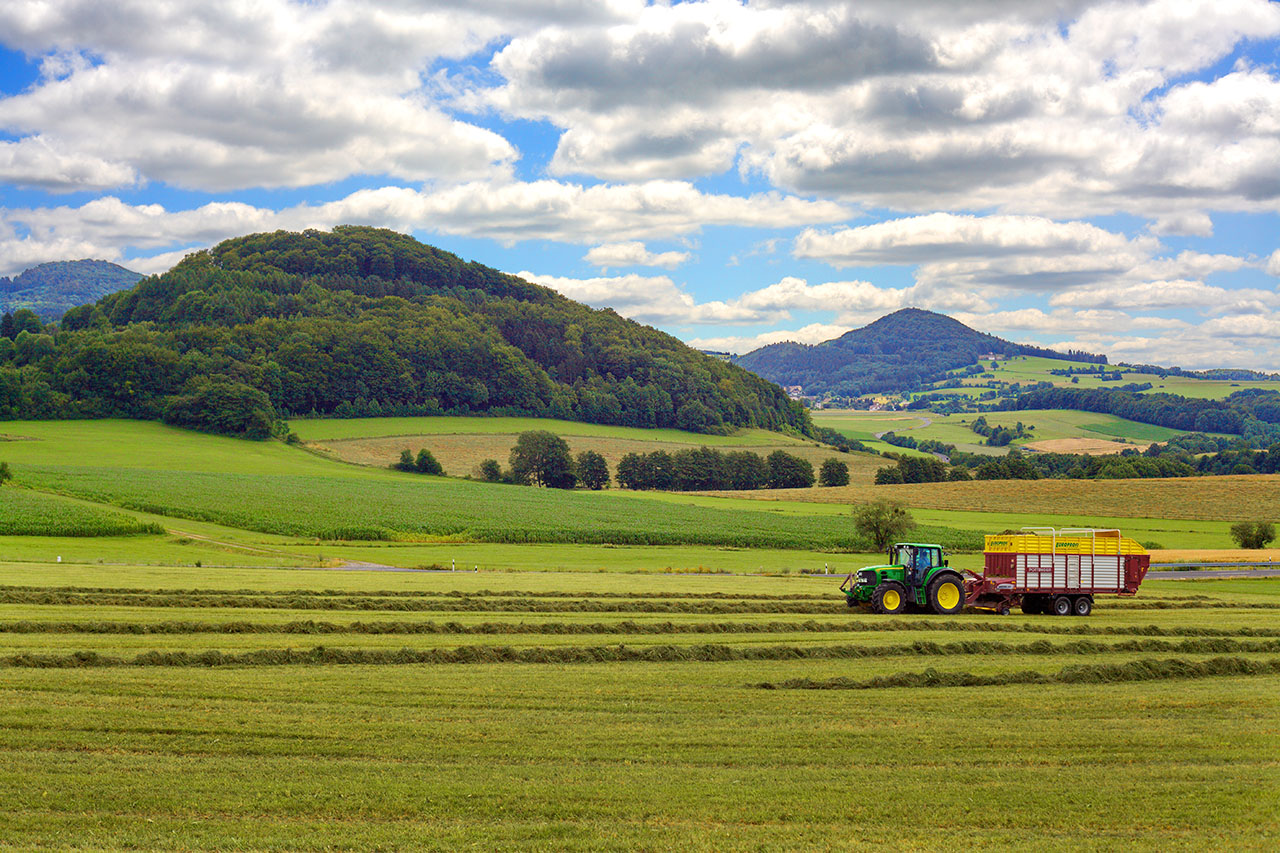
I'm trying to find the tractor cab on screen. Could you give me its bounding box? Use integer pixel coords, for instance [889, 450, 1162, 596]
[841, 542, 966, 615]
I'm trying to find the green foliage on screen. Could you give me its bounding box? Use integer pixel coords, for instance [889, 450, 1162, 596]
[1, 228, 811, 437]
[853, 499, 917, 550]
[509, 430, 576, 489]
[574, 450, 610, 490]
[414, 449, 443, 476]
[162, 376, 276, 439]
[0, 460, 10, 486]
[818, 458, 849, 487]
[767, 450, 815, 489]
[1229, 521, 1277, 549]
[876, 455, 949, 484]
[1, 260, 142, 321]
[395, 449, 414, 472]
[478, 459, 503, 483]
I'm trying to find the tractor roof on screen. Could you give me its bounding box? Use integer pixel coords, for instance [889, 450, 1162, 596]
[894, 543, 943, 548]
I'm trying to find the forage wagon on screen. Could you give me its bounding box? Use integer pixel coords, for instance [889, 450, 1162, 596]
[841, 527, 1151, 616]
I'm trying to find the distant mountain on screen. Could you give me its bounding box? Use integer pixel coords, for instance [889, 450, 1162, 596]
[0, 227, 810, 438]
[735, 308, 1105, 398]
[1, 260, 143, 320]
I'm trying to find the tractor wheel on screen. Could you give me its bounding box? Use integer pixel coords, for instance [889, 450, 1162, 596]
[1052, 595, 1073, 616]
[997, 602, 1011, 616]
[1073, 596, 1093, 617]
[927, 574, 965, 615]
[845, 596, 859, 609]
[871, 582, 908, 615]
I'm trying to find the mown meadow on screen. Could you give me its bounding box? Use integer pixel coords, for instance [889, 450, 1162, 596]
[0, 563, 1277, 850]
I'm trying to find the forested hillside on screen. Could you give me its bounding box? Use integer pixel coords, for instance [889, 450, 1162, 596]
[0, 227, 811, 438]
[0, 260, 142, 320]
[736, 308, 1104, 397]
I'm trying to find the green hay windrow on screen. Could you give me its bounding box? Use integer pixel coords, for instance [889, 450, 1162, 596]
[758, 656, 1280, 690]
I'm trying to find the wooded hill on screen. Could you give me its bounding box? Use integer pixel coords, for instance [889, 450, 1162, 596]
[736, 308, 1104, 397]
[0, 259, 142, 321]
[0, 227, 811, 438]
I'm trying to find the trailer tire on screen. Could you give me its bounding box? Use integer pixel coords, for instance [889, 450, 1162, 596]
[927, 573, 965, 615]
[1021, 596, 1044, 615]
[871, 582, 908, 615]
[1052, 596, 1073, 616]
[1072, 596, 1093, 617]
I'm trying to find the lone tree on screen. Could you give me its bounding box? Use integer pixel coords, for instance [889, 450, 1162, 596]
[510, 430, 576, 489]
[0, 461, 11, 486]
[394, 449, 415, 472]
[1230, 521, 1277, 549]
[415, 448, 443, 475]
[819, 458, 850, 487]
[853, 499, 916, 551]
[575, 450, 610, 490]
[477, 459, 502, 482]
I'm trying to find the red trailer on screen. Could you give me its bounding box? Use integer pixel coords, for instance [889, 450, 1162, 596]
[964, 527, 1150, 616]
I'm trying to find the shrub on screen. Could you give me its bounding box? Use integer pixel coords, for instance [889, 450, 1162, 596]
[0, 461, 10, 486]
[819, 458, 849, 487]
[394, 449, 414, 472]
[478, 459, 502, 483]
[1230, 521, 1277, 549]
[415, 449, 443, 476]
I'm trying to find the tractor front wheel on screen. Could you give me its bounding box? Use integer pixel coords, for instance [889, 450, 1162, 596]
[871, 582, 908, 615]
[927, 574, 966, 615]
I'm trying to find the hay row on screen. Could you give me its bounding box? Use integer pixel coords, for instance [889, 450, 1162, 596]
[759, 656, 1280, 690]
[5, 638, 1280, 668]
[3, 618, 1279, 639]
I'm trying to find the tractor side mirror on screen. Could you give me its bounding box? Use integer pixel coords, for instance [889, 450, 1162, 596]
[943, 559, 949, 567]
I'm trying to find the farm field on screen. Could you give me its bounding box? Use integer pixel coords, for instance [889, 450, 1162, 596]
[955, 355, 1280, 399]
[812, 408, 1187, 455]
[702, 474, 1280, 523]
[300, 417, 880, 479]
[0, 420, 927, 551]
[1, 564, 1277, 850]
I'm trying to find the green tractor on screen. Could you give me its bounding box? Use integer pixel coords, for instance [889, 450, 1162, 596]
[840, 543, 967, 615]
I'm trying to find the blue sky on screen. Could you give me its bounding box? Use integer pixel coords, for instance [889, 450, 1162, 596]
[1, 0, 1279, 369]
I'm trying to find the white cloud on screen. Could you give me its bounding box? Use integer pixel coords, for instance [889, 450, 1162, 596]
[687, 323, 852, 355]
[0, 180, 847, 276]
[1150, 211, 1213, 237]
[583, 241, 690, 270]
[1268, 249, 1280, 277]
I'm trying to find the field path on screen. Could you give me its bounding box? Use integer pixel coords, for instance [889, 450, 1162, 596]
[871, 416, 932, 439]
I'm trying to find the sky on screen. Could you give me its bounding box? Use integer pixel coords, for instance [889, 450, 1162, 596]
[1, 0, 1279, 370]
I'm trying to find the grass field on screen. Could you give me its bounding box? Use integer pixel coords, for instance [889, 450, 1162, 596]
[1, 563, 1277, 850]
[957, 355, 1280, 399]
[813, 408, 1186, 456]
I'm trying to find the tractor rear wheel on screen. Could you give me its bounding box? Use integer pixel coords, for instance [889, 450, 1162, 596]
[1073, 596, 1093, 617]
[927, 574, 965, 615]
[1052, 595, 1073, 616]
[871, 581, 908, 615]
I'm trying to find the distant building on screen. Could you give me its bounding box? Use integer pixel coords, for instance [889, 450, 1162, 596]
[698, 349, 733, 361]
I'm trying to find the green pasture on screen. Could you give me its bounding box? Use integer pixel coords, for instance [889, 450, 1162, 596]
[288, 415, 804, 447]
[959, 355, 1280, 399]
[0, 562, 1277, 851]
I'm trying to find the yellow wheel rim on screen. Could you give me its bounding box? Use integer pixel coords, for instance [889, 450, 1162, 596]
[937, 582, 961, 610]
[883, 589, 901, 611]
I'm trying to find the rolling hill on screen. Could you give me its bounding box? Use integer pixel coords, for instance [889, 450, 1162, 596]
[735, 308, 1104, 398]
[0, 259, 142, 320]
[0, 227, 810, 437]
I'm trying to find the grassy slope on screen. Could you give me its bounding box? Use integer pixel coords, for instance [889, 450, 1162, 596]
[2, 420, 971, 552]
[959, 354, 1280, 399]
[0, 566, 1277, 850]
